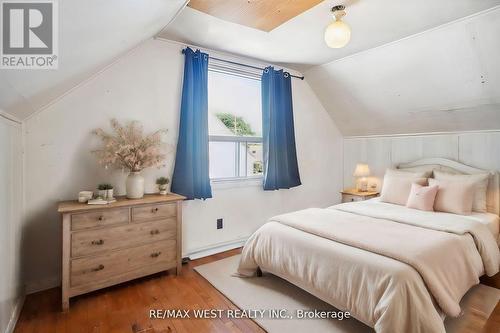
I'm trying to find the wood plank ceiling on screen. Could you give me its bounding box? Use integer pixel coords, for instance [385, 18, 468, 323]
[187, 0, 324, 32]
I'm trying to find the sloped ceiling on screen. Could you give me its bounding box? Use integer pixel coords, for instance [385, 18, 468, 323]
[305, 7, 500, 136]
[0, 0, 187, 120]
[1, 0, 499, 136]
[160, 0, 500, 71]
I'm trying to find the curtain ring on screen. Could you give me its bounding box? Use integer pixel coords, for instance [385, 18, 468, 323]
[264, 68, 269, 73]
[284, 72, 290, 78]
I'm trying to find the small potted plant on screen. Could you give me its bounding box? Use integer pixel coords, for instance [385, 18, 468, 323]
[97, 184, 113, 199]
[156, 177, 170, 195]
[105, 184, 114, 200]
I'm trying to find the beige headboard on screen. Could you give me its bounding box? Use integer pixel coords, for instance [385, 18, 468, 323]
[397, 158, 500, 216]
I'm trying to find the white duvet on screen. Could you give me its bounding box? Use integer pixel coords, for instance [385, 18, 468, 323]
[237, 200, 500, 333]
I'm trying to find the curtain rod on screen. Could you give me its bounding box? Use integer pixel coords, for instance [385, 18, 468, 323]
[181, 48, 304, 80]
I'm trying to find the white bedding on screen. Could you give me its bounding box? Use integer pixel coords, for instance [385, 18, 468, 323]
[366, 198, 500, 244]
[469, 212, 499, 244]
[237, 199, 500, 333]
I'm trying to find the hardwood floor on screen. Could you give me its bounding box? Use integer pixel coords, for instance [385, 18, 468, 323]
[14, 248, 263, 333]
[14, 248, 500, 333]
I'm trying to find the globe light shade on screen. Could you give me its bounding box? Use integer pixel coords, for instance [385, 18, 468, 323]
[324, 20, 351, 48]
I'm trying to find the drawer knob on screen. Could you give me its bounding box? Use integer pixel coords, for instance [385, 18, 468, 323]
[91, 239, 104, 245]
[91, 264, 104, 272]
[150, 252, 161, 258]
[150, 229, 160, 235]
[98, 216, 104, 221]
[151, 207, 159, 213]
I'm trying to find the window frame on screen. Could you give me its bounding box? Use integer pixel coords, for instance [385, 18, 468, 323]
[209, 135, 264, 182]
[207, 66, 263, 184]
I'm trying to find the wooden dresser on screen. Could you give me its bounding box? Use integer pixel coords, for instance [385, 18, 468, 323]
[58, 193, 185, 311]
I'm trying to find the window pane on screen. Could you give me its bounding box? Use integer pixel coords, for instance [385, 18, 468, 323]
[208, 71, 262, 137]
[209, 141, 237, 179]
[246, 143, 263, 177]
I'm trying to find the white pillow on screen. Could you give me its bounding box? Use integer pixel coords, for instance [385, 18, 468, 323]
[433, 170, 489, 213]
[380, 171, 428, 206]
[428, 178, 475, 215]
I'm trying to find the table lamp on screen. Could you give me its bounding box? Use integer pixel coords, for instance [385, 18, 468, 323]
[353, 163, 370, 192]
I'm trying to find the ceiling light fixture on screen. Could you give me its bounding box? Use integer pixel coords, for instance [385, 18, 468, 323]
[324, 5, 351, 48]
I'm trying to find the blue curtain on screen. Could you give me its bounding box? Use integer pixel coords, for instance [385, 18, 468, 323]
[171, 48, 212, 200]
[261, 66, 301, 190]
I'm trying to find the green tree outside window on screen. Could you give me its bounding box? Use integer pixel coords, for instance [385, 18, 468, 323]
[216, 113, 255, 136]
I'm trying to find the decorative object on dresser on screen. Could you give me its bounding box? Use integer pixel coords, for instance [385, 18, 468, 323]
[353, 163, 370, 191]
[87, 198, 110, 205]
[78, 191, 93, 203]
[126, 171, 145, 199]
[156, 177, 170, 195]
[97, 183, 114, 200]
[341, 188, 379, 203]
[58, 193, 185, 311]
[92, 119, 171, 199]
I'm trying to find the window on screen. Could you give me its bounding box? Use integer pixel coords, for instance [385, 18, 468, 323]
[208, 71, 263, 181]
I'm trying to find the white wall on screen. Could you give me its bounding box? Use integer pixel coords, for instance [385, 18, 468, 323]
[23, 39, 344, 291]
[0, 114, 23, 333]
[343, 131, 500, 190]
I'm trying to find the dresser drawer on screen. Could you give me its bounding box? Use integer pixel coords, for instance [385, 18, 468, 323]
[70, 240, 176, 288]
[71, 208, 129, 231]
[132, 203, 176, 222]
[342, 194, 364, 203]
[71, 218, 176, 258]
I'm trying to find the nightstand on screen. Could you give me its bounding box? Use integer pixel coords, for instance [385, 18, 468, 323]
[341, 189, 379, 203]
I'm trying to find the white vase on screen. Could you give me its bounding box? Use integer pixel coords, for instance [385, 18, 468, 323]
[126, 172, 144, 199]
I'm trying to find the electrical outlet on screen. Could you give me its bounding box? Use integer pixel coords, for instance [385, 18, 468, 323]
[217, 218, 223, 229]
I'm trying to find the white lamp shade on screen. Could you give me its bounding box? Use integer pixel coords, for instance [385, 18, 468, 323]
[353, 163, 370, 177]
[324, 20, 351, 48]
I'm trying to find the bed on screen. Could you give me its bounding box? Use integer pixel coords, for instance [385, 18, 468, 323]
[237, 158, 500, 333]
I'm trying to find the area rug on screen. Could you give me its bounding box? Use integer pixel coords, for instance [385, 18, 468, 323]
[194, 254, 500, 333]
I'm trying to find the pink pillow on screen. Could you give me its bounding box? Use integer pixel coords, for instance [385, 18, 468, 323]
[406, 183, 439, 211]
[428, 178, 475, 215]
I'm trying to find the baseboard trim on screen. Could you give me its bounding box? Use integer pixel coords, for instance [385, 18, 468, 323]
[187, 237, 248, 260]
[5, 295, 25, 333]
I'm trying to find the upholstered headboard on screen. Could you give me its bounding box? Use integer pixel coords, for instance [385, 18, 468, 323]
[397, 158, 500, 216]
